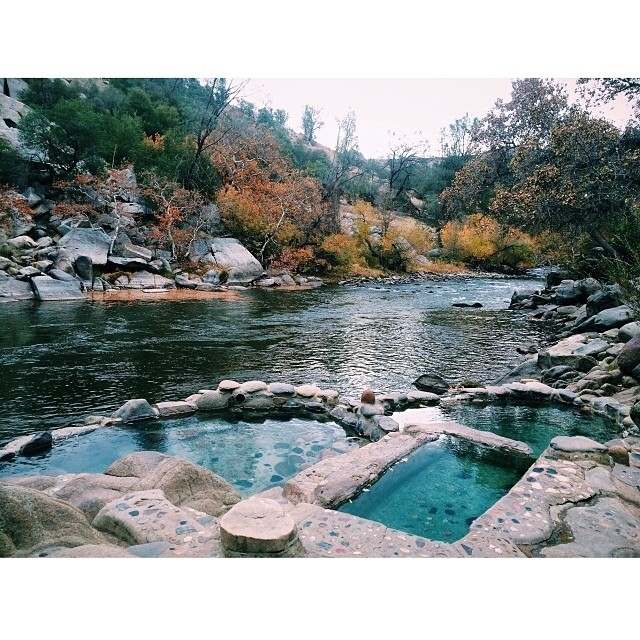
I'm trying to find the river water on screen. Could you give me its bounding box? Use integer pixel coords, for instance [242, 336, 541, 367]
[0, 276, 550, 441]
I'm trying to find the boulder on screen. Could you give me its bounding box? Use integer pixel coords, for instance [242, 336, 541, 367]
[546, 270, 572, 288]
[47, 269, 77, 283]
[413, 373, 449, 394]
[44, 473, 138, 520]
[175, 273, 200, 289]
[217, 379, 241, 392]
[31, 275, 85, 301]
[74, 255, 93, 281]
[155, 401, 197, 418]
[554, 280, 582, 305]
[618, 337, 640, 376]
[586, 285, 624, 317]
[619, 322, 640, 343]
[0, 274, 34, 302]
[107, 256, 149, 270]
[0, 92, 29, 148]
[19, 431, 53, 456]
[107, 452, 240, 516]
[573, 305, 635, 334]
[57, 228, 111, 265]
[112, 398, 159, 423]
[198, 237, 264, 284]
[6, 235, 37, 250]
[105, 451, 169, 478]
[0, 485, 106, 557]
[295, 384, 321, 398]
[0, 431, 53, 461]
[576, 278, 602, 298]
[196, 390, 230, 411]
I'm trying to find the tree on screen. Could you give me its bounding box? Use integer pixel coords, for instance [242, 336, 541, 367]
[440, 113, 476, 158]
[324, 111, 362, 230]
[472, 78, 569, 150]
[578, 78, 640, 119]
[383, 133, 427, 208]
[142, 171, 207, 259]
[302, 105, 323, 144]
[440, 79, 570, 222]
[182, 78, 244, 189]
[489, 112, 640, 258]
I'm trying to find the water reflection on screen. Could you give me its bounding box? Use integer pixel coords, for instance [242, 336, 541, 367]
[0, 277, 550, 440]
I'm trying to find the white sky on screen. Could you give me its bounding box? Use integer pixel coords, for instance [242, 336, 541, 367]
[242, 79, 634, 158]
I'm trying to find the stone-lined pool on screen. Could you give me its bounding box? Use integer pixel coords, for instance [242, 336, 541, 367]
[339, 438, 524, 542]
[341, 404, 619, 542]
[0, 416, 356, 494]
[440, 403, 617, 456]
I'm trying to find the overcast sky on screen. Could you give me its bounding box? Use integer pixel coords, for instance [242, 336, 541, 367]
[242, 79, 633, 158]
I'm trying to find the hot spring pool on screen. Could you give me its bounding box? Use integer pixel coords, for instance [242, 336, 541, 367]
[339, 438, 524, 543]
[0, 416, 355, 494]
[440, 402, 618, 456]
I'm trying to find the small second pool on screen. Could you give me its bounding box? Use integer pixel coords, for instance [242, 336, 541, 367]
[441, 403, 618, 456]
[339, 438, 524, 543]
[0, 415, 355, 495]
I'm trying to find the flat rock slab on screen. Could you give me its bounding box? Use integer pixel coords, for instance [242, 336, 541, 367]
[31, 276, 85, 301]
[295, 506, 460, 558]
[45, 544, 133, 558]
[283, 432, 433, 508]
[550, 435, 607, 454]
[406, 421, 533, 457]
[92, 489, 220, 552]
[541, 497, 640, 558]
[219, 497, 298, 556]
[469, 454, 598, 546]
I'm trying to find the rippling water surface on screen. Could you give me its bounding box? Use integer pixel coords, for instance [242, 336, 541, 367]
[0, 277, 550, 440]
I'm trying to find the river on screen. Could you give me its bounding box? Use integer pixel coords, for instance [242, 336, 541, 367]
[0, 276, 550, 441]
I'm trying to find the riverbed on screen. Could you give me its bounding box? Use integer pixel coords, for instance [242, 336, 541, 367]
[0, 276, 550, 441]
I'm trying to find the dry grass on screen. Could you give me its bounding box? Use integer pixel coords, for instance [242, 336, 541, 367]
[409, 260, 469, 274]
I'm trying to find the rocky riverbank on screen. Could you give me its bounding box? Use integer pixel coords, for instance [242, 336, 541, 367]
[0, 169, 322, 304]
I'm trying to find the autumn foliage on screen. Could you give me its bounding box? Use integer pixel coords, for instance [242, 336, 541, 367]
[441, 213, 536, 269]
[213, 133, 327, 265]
